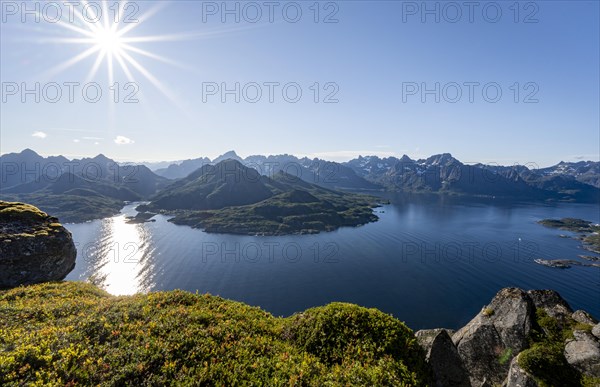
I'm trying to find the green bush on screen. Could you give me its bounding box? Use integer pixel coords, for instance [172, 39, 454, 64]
[0, 282, 431, 386]
[282, 303, 432, 386]
[519, 308, 599, 387]
[518, 343, 580, 387]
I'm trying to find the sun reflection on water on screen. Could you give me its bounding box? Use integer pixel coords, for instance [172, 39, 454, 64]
[91, 213, 152, 295]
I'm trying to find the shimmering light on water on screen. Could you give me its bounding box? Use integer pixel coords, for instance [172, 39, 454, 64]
[68, 208, 154, 295]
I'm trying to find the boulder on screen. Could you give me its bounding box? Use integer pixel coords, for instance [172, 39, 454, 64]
[0, 201, 76, 288]
[415, 328, 470, 387]
[452, 288, 536, 386]
[593, 323, 600, 340]
[564, 330, 600, 377]
[572, 310, 598, 326]
[527, 289, 573, 326]
[503, 354, 538, 387]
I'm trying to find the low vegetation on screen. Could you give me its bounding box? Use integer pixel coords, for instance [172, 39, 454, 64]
[0, 282, 432, 386]
[518, 309, 600, 387]
[0, 201, 65, 238]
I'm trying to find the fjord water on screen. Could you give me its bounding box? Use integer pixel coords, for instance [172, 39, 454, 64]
[66, 196, 599, 330]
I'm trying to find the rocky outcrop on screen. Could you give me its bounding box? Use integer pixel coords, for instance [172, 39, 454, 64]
[452, 288, 536, 386]
[565, 330, 600, 377]
[0, 201, 76, 288]
[415, 328, 470, 387]
[419, 288, 600, 386]
[593, 323, 600, 340]
[527, 289, 573, 326]
[572, 310, 598, 326]
[503, 354, 538, 387]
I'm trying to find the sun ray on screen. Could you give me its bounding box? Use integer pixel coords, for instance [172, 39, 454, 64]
[101, 0, 111, 30]
[114, 51, 136, 83]
[31, 1, 213, 111]
[37, 37, 96, 44]
[85, 50, 107, 83]
[107, 51, 114, 86]
[118, 49, 181, 106]
[119, 23, 268, 44]
[119, 44, 187, 69]
[46, 17, 96, 37]
[71, 6, 100, 34]
[42, 45, 101, 79]
[115, 3, 166, 37]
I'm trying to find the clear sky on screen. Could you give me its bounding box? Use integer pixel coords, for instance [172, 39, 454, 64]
[1, 0, 598, 166]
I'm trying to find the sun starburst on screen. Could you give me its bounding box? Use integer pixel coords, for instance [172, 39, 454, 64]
[40, 1, 179, 103]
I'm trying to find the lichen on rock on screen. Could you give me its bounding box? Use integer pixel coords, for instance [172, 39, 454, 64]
[0, 201, 76, 288]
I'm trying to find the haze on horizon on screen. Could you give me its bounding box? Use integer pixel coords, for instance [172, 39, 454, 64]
[1, 1, 598, 167]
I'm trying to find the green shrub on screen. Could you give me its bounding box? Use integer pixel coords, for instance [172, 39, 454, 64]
[518, 343, 580, 387]
[520, 308, 596, 387]
[0, 282, 431, 386]
[282, 302, 432, 386]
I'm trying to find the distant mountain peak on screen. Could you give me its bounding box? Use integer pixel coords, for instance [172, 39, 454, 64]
[425, 153, 457, 166]
[91, 153, 113, 163]
[212, 150, 242, 163]
[20, 148, 40, 156]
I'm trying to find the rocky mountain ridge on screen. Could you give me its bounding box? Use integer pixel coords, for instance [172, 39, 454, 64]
[416, 288, 600, 386]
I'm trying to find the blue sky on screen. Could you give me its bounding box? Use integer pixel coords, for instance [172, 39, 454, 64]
[1, 0, 598, 166]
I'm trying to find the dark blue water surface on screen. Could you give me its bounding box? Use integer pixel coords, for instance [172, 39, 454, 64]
[66, 195, 600, 330]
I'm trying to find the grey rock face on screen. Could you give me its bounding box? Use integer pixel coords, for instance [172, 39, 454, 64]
[527, 289, 573, 326]
[572, 310, 598, 326]
[564, 330, 600, 377]
[503, 354, 538, 387]
[0, 201, 76, 288]
[415, 328, 470, 387]
[453, 288, 536, 386]
[592, 323, 600, 340]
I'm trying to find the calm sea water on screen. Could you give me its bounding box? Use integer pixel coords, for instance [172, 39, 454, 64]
[65, 195, 600, 330]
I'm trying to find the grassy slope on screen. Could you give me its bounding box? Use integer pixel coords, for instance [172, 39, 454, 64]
[0, 282, 431, 386]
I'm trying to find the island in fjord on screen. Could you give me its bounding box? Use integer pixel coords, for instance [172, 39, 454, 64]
[538, 218, 600, 254]
[137, 159, 382, 235]
[533, 218, 600, 269]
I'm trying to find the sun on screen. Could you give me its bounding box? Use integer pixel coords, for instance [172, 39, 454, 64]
[40, 1, 182, 101]
[94, 28, 123, 54]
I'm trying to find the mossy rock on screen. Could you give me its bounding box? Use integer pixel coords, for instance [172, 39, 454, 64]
[0, 201, 49, 223]
[519, 308, 600, 386]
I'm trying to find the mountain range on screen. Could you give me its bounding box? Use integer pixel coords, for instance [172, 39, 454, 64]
[0, 149, 170, 221]
[346, 153, 599, 202]
[1, 149, 598, 223]
[149, 150, 598, 202]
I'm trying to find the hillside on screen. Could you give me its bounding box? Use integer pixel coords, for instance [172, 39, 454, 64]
[2, 282, 600, 386]
[0, 282, 431, 386]
[141, 159, 381, 235]
[0, 150, 170, 222]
